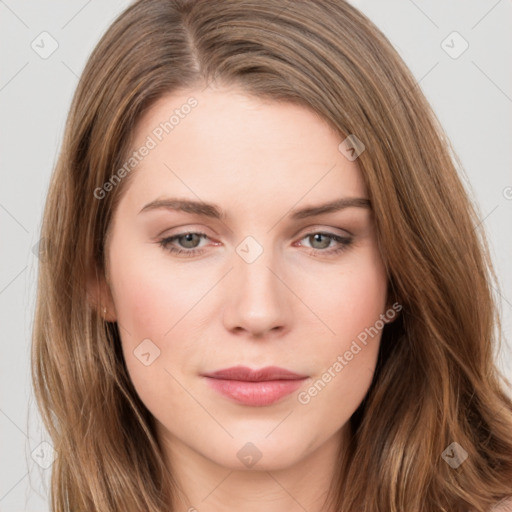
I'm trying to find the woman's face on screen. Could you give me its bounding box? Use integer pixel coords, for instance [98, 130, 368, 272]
[101, 86, 389, 471]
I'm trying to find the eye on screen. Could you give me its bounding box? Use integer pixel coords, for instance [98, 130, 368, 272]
[158, 230, 353, 258]
[297, 232, 353, 256]
[158, 232, 209, 257]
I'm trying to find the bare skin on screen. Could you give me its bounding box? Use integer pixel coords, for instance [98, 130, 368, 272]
[95, 86, 392, 511]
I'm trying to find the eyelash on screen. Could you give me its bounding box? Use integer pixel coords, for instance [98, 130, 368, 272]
[158, 231, 353, 258]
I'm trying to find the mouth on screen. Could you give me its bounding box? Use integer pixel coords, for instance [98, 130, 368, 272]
[201, 365, 309, 406]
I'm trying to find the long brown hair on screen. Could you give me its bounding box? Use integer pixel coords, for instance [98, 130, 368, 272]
[31, 0, 512, 510]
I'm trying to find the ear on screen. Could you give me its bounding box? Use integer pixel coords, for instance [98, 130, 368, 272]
[86, 264, 117, 323]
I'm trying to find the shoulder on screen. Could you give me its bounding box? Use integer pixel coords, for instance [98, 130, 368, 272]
[491, 497, 512, 511]
[470, 498, 512, 512]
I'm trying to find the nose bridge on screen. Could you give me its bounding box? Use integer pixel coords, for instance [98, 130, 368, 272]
[222, 234, 291, 335]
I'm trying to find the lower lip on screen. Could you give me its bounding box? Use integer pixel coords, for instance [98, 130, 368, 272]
[204, 377, 306, 406]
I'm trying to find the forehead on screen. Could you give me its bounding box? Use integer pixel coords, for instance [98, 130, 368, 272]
[120, 87, 367, 211]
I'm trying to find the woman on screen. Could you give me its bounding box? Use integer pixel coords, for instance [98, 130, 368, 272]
[31, 0, 512, 510]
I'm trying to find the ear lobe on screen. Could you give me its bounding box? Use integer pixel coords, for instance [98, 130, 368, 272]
[86, 267, 117, 322]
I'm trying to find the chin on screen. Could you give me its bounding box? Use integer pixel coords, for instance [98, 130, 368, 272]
[200, 433, 317, 472]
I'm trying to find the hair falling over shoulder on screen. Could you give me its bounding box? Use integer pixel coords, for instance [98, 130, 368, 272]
[31, 0, 512, 510]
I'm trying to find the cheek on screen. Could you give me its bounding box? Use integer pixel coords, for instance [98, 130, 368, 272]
[109, 264, 171, 342]
[107, 238, 224, 410]
[296, 267, 386, 427]
[299, 249, 388, 347]
[108, 263, 187, 422]
[108, 238, 212, 342]
[296, 247, 387, 403]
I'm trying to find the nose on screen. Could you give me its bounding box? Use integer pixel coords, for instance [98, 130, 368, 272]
[222, 243, 293, 339]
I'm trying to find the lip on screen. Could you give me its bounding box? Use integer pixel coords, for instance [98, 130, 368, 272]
[202, 365, 307, 382]
[201, 365, 308, 406]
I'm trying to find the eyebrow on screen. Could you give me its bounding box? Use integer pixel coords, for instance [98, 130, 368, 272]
[138, 196, 371, 220]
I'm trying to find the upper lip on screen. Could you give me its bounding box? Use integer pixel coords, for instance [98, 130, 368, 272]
[201, 365, 307, 382]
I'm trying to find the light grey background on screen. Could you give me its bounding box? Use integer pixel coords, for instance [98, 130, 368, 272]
[1, 1, 511, 510]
